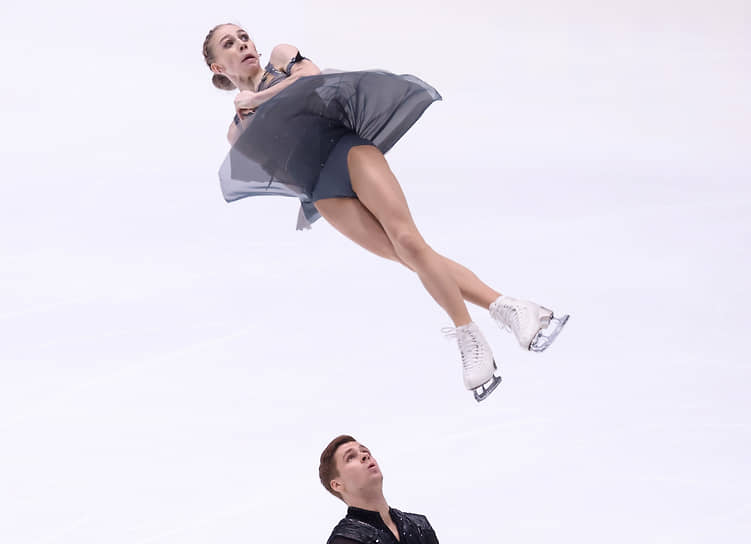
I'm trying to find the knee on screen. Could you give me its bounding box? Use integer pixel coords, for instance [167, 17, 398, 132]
[391, 228, 428, 262]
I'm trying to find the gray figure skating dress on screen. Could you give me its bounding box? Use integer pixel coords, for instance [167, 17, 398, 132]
[218, 51, 442, 230]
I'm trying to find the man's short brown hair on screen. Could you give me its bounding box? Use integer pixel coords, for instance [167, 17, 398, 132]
[319, 434, 357, 501]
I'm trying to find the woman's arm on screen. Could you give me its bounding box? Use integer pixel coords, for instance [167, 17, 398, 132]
[228, 44, 320, 143]
[234, 44, 320, 116]
[227, 118, 243, 144]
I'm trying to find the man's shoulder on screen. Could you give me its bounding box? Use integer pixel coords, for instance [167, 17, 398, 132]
[327, 517, 383, 544]
[391, 509, 439, 543]
[392, 508, 433, 530]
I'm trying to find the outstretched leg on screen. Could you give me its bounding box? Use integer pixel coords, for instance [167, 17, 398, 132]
[315, 145, 567, 361]
[344, 145, 471, 326]
[314, 197, 500, 308]
[342, 146, 567, 355]
[315, 187, 501, 401]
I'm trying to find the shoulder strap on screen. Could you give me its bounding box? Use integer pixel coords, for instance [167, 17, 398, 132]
[257, 52, 306, 92]
[284, 50, 307, 74]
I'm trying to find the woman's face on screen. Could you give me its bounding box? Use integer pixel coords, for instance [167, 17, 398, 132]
[209, 24, 261, 79]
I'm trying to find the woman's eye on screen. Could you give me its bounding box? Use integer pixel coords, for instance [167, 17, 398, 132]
[240, 34, 249, 41]
[224, 40, 233, 48]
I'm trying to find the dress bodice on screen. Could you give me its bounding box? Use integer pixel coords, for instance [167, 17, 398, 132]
[232, 51, 307, 127]
[219, 67, 442, 230]
[257, 51, 307, 91]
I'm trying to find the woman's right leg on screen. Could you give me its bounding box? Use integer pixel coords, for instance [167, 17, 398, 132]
[315, 193, 503, 400]
[314, 197, 501, 308]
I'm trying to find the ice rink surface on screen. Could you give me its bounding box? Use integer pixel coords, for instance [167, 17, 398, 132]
[1, 1, 749, 542]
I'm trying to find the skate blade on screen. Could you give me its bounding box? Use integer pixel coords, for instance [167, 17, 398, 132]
[530, 313, 569, 352]
[472, 375, 502, 402]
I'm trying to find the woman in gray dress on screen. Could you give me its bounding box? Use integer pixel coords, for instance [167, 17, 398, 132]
[202, 23, 568, 402]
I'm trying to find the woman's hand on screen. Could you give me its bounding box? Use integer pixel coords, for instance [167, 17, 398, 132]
[234, 90, 263, 118]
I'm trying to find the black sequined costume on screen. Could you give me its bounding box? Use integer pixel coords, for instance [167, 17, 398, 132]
[327, 506, 440, 544]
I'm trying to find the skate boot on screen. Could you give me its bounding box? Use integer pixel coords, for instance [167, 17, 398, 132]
[489, 295, 569, 352]
[442, 322, 502, 402]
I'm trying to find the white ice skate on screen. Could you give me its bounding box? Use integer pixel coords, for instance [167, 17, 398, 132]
[489, 295, 569, 352]
[443, 322, 502, 402]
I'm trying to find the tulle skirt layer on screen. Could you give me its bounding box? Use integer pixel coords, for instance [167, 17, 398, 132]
[218, 70, 441, 229]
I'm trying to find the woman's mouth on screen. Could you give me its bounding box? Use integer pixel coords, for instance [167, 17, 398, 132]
[242, 54, 257, 63]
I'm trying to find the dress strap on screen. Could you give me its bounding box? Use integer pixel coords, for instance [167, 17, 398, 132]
[256, 51, 309, 92]
[283, 50, 307, 74]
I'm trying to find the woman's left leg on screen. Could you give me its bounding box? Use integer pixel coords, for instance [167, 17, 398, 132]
[345, 145, 471, 326]
[319, 143, 567, 356]
[315, 196, 501, 308]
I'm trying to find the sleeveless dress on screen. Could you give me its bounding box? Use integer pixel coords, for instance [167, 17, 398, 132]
[218, 52, 442, 230]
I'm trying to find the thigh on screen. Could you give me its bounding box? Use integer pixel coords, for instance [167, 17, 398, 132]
[346, 145, 419, 237]
[314, 197, 407, 265]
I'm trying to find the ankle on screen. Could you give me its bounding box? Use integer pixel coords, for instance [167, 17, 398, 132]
[453, 316, 472, 328]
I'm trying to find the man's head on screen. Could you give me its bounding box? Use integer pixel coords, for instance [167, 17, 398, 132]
[319, 435, 383, 503]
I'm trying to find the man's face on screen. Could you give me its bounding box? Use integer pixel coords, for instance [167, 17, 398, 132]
[331, 441, 383, 498]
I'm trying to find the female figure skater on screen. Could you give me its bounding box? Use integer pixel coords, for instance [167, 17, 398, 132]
[202, 24, 568, 402]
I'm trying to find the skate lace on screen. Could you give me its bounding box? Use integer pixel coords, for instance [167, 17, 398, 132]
[442, 326, 485, 371]
[493, 303, 521, 336]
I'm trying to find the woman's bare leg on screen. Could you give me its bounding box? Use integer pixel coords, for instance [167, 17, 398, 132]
[444, 257, 501, 308]
[315, 197, 501, 308]
[343, 145, 472, 326]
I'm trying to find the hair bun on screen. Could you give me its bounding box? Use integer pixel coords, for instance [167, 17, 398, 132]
[212, 73, 236, 91]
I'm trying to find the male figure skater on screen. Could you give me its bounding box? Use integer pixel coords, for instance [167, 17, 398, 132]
[319, 435, 440, 544]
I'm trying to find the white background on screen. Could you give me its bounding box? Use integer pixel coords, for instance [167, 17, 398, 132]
[1, 1, 749, 542]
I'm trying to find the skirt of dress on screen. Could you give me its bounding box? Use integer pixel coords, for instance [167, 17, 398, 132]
[218, 70, 442, 230]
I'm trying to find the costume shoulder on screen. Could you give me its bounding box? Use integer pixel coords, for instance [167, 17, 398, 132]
[392, 509, 440, 544]
[326, 518, 384, 544]
[327, 536, 361, 544]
